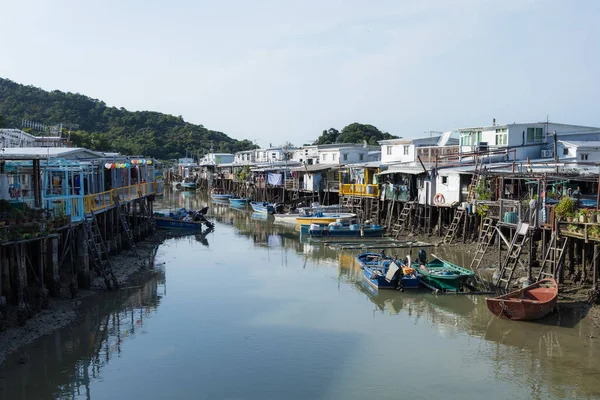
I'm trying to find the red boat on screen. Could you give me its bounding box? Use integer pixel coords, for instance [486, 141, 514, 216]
[485, 278, 558, 321]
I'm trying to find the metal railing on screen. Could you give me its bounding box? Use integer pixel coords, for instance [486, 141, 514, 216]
[339, 184, 380, 198]
[84, 183, 157, 214]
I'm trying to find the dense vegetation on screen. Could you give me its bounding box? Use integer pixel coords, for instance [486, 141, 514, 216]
[313, 123, 397, 145]
[0, 78, 256, 159]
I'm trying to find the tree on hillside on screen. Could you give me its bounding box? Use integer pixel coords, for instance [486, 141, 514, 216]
[313, 128, 339, 145]
[0, 113, 5, 128]
[336, 123, 396, 145]
[312, 124, 397, 145]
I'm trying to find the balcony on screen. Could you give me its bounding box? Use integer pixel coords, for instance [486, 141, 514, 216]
[340, 183, 379, 198]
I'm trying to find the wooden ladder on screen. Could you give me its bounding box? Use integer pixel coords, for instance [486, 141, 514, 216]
[444, 208, 465, 244]
[495, 222, 530, 291]
[536, 233, 568, 281]
[368, 198, 380, 224]
[83, 212, 118, 290]
[467, 174, 479, 202]
[469, 217, 497, 271]
[138, 190, 160, 242]
[113, 196, 140, 258]
[391, 202, 411, 239]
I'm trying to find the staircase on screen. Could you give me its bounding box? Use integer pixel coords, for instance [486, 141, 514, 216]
[536, 233, 568, 281]
[113, 196, 140, 258]
[444, 208, 465, 244]
[83, 213, 118, 290]
[495, 222, 530, 291]
[469, 217, 497, 271]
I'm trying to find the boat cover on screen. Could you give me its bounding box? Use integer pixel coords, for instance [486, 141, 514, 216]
[385, 262, 401, 283]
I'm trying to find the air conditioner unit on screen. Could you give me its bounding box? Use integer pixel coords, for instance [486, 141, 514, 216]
[541, 149, 554, 158]
[475, 142, 488, 152]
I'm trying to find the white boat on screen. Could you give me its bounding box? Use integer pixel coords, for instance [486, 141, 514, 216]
[273, 203, 349, 224]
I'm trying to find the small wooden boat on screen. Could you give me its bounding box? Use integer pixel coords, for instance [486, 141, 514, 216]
[210, 188, 235, 201]
[250, 201, 275, 214]
[485, 278, 558, 321]
[412, 252, 474, 292]
[229, 197, 251, 208]
[356, 252, 420, 290]
[295, 212, 356, 225]
[299, 223, 384, 238]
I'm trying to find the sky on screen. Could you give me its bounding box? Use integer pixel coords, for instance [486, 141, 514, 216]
[1, 0, 599, 147]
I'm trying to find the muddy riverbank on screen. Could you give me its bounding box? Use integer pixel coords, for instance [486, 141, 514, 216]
[0, 238, 162, 367]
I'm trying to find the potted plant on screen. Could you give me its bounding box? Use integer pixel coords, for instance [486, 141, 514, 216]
[577, 209, 587, 223]
[591, 210, 599, 224]
[554, 197, 575, 221]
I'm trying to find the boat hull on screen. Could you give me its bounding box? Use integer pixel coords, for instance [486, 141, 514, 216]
[155, 217, 205, 230]
[229, 198, 250, 208]
[296, 213, 356, 225]
[250, 202, 275, 214]
[300, 224, 384, 237]
[211, 194, 235, 200]
[485, 279, 558, 321]
[413, 258, 474, 292]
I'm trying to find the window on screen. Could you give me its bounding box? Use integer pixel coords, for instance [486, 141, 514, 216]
[343, 153, 348, 161]
[563, 148, 569, 155]
[359, 154, 364, 161]
[322, 154, 327, 161]
[403, 145, 409, 155]
[386, 146, 392, 155]
[527, 127, 544, 143]
[333, 153, 337, 161]
[460, 130, 482, 146]
[581, 153, 589, 161]
[495, 128, 507, 145]
[441, 176, 448, 184]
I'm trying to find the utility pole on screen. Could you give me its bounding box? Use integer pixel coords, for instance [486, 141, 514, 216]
[553, 130, 558, 173]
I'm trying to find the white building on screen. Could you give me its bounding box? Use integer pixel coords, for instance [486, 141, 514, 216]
[254, 147, 294, 164]
[379, 132, 458, 164]
[291, 145, 319, 165]
[458, 122, 600, 161]
[317, 143, 375, 165]
[1, 129, 37, 148]
[199, 153, 234, 166]
[557, 141, 600, 162]
[233, 150, 256, 165]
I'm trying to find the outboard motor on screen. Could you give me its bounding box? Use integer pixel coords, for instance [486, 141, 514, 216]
[418, 249, 427, 264]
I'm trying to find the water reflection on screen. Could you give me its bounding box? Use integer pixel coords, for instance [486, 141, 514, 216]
[0, 269, 165, 399]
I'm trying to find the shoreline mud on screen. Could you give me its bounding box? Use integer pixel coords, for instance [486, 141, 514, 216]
[0, 238, 162, 367]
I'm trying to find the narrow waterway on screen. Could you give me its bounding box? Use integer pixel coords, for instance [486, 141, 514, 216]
[1, 191, 599, 399]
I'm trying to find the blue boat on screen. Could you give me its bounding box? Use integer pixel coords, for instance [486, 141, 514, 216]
[250, 201, 275, 214]
[182, 181, 197, 190]
[155, 217, 206, 230]
[299, 223, 384, 238]
[229, 197, 251, 208]
[356, 252, 420, 290]
[154, 207, 214, 230]
[210, 188, 235, 201]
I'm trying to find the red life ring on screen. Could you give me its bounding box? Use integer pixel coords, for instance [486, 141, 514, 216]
[434, 193, 445, 205]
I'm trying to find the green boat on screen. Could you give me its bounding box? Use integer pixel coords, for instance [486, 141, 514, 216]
[412, 251, 474, 292]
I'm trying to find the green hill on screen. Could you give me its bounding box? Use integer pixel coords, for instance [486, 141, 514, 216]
[0, 78, 256, 159]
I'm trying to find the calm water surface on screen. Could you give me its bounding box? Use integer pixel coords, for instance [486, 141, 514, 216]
[1, 191, 599, 399]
